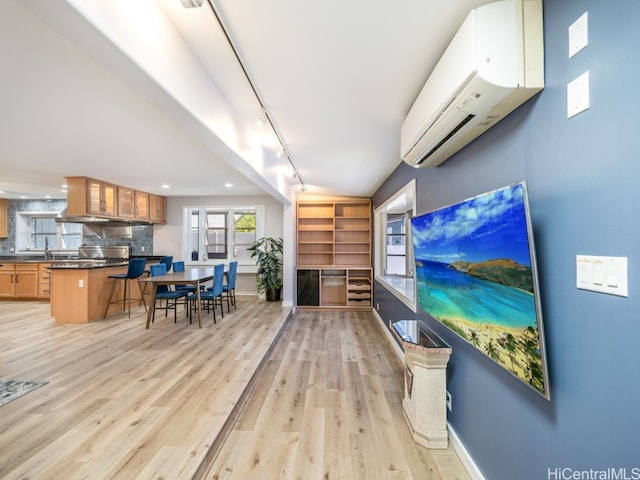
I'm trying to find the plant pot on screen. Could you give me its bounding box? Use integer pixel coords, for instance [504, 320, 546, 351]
[265, 287, 281, 302]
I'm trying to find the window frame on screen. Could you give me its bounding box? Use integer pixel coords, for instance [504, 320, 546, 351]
[15, 212, 83, 252]
[374, 180, 417, 311]
[385, 212, 411, 276]
[183, 205, 265, 267]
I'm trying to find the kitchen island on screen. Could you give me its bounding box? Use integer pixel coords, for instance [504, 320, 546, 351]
[49, 262, 149, 323]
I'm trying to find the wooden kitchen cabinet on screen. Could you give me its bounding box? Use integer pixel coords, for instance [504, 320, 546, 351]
[15, 264, 39, 298]
[0, 198, 8, 238]
[0, 263, 40, 299]
[39, 263, 52, 299]
[117, 186, 135, 218]
[66, 177, 165, 224]
[149, 194, 166, 223]
[66, 177, 117, 217]
[134, 191, 149, 221]
[87, 178, 117, 217]
[118, 188, 150, 221]
[0, 263, 14, 298]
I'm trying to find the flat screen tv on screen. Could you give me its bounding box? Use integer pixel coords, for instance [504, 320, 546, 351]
[411, 181, 549, 399]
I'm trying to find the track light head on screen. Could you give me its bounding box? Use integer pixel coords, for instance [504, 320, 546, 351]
[256, 112, 267, 128]
[180, 0, 204, 8]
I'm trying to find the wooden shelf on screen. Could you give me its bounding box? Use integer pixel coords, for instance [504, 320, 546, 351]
[296, 198, 372, 310]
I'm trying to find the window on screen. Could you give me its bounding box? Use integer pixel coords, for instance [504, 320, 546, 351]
[386, 213, 410, 276]
[374, 180, 416, 310]
[17, 214, 83, 252]
[233, 211, 257, 260]
[184, 206, 263, 265]
[31, 217, 57, 250]
[206, 211, 228, 259]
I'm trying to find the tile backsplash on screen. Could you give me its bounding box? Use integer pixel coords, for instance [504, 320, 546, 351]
[0, 199, 153, 256]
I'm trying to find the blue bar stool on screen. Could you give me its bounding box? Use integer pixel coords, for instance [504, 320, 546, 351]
[103, 258, 147, 318]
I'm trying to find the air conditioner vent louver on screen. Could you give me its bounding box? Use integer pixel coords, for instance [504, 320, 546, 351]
[401, 0, 544, 168]
[416, 114, 476, 166]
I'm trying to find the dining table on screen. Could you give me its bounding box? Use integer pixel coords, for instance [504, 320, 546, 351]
[139, 266, 215, 329]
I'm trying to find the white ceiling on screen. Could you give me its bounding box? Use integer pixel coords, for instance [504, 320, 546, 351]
[1, 0, 490, 203]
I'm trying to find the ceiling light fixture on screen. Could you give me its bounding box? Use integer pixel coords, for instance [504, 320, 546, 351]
[180, 0, 204, 8]
[256, 110, 267, 128]
[204, 0, 307, 192]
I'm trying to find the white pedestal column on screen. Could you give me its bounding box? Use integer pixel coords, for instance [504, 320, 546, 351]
[392, 321, 451, 449]
[402, 346, 451, 449]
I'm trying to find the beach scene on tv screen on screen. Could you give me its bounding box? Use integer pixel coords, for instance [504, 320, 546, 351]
[411, 182, 547, 396]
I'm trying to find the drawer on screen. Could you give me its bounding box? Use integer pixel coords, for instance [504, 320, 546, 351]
[348, 283, 370, 291]
[348, 299, 371, 307]
[348, 291, 371, 299]
[16, 264, 39, 271]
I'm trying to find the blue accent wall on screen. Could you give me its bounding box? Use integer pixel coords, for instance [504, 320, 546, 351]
[373, 1, 640, 478]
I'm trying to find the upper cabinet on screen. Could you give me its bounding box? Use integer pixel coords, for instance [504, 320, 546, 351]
[134, 191, 149, 221]
[88, 178, 117, 217]
[117, 186, 135, 219]
[66, 177, 165, 224]
[149, 194, 166, 223]
[67, 177, 117, 218]
[0, 198, 7, 238]
[118, 188, 149, 221]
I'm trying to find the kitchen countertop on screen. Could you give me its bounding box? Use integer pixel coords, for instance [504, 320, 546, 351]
[48, 261, 129, 269]
[1, 255, 161, 268]
[0, 256, 79, 263]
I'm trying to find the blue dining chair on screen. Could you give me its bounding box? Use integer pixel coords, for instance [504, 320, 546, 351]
[159, 255, 173, 273]
[104, 258, 147, 318]
[172, 260, 204, 293]
[189, 263, 224, 323]
[150, 263, 188, 323]
[222, 260, 238, 312]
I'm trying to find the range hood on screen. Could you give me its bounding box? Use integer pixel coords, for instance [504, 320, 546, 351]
[55, 208, 145, 226]
[55, 208, 109, 224]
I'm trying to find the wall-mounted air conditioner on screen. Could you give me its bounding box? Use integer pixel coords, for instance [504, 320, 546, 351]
[401, 0, 544, 168]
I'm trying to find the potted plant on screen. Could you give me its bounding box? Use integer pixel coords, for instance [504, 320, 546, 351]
[248, 236, 284, 301]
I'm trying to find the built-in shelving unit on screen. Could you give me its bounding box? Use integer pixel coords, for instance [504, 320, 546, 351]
[296, 198, 372, 310]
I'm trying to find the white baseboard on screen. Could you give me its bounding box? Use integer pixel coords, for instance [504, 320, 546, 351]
[373, 310, 484, 480]
[447, 424, 485, 480]
[372, 309, 404, 362]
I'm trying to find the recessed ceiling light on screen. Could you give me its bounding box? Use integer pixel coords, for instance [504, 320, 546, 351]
[45, 195, 52, 199]
[224, 183, 233, 188]
[161, 184, 171, 189]
[20, 195, 27, 199]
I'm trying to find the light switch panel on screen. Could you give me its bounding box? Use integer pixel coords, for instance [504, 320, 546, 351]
[576, 255, 628, 297]
[569, 12, 588, 58]
[567, 71, 590, 119]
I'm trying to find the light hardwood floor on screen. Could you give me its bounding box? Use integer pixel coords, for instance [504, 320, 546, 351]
[0, 297, 289, 479]
[205, 309, 470, 480]
[0, 300, 470, 480]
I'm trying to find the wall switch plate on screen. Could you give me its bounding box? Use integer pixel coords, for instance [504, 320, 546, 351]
[569, 12, 588, 58]
[567, 71, 590, 118]
[577, 255, 628, 297]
